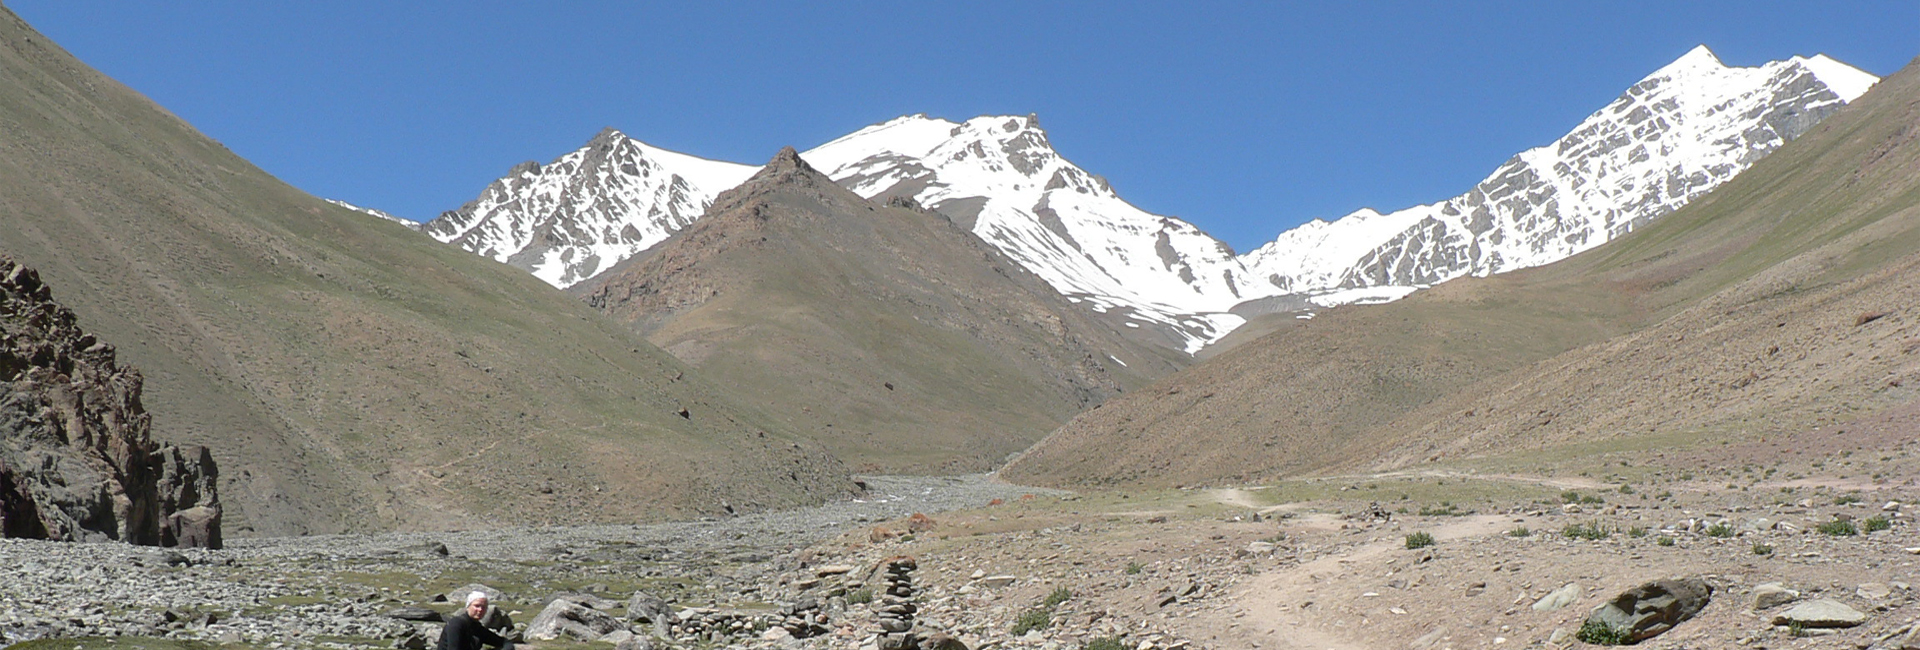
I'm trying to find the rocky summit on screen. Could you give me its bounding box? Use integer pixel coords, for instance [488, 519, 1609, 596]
[0, 257, 220, 547]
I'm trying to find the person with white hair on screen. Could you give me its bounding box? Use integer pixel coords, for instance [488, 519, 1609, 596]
[437, 591, 513, 650]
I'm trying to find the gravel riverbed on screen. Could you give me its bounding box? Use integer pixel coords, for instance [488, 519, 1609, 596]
[0, 475, 1062, 648]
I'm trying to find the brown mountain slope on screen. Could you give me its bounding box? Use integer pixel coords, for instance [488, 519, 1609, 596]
[1003, 56, 1920, 488]
[0, 8, 852, 535]
[581, 149, 1186, 472]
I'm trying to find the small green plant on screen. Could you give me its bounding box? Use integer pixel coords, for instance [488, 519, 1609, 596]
[1833, 494, 1863, 505]
[1124, 561, 1144, 575]
[1618, 484, 1635, 494]
[1627, 526, 1648, 538]
[1405, 532, 1436, 549]
[1508, 526, 1531, 537]
[1752, 543, 1774, 556]
[1817, 519, 1858, 536]
[1575, 618, 1631, 645]
[1864, 516, 1892, 532]
[846, 587, 874, 604]
[1704, 522, 1734, 538]
[1656, 535, 1676, 546]
[1562, 522, 1612, 540]
[1011, 607, 1052, 635]
[1081, 637, 1128, 650]
[1042, 586, 1072, 608]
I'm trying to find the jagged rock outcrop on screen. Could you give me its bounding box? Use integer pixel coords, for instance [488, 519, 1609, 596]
[0, 257, 220, 547]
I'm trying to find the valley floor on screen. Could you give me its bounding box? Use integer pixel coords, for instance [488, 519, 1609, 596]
[6, 454, 1920, 650]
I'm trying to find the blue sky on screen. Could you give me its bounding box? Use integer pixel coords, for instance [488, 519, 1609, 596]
[10, 2, 1915, 252]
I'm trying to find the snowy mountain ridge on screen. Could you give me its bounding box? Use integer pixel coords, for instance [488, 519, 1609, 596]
[415, 46, 1876, 353]
[1239, 46, 1878, 296]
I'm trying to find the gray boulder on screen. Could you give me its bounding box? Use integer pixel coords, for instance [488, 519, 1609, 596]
[1771, 598, 1866, 628]
[1532, 583, 1580, 611]
[524, 599, 625, 641]
[1583, 578, 1713, 644]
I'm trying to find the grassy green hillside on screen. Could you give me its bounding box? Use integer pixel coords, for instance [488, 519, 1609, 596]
[1004, 56, 1920, 488]
[583, 150, 1187, 472]
[0, 8, 852, 535]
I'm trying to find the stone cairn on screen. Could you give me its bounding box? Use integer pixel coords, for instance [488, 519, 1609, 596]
[874, 556, 919, 650]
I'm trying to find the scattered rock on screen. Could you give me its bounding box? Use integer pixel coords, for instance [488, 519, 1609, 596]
[524, 599, 625, 641]
[1858, 582, 1893, 601]
[385, 607, 442, 623]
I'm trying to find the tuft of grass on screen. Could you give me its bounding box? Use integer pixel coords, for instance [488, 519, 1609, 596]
[1704, 522, 1734, 538]
[1817, 519, 1858, 536]
[1124, 561, 1144, 575]
[1833, 494, 1864, 505]
[846, 588, 873, 604]
[1752, 543, 1774, 556]
[1508, 526, 1531, 538]
[1042, 586, 1072, 608]
[1562, 522, 1612, 541]
[1627, 526, 1648, 538]
[1082, 637, 1128, 650]
[1864, 515, 1892, 532]
[1576, 619, 1631, 645]
[1405, 532, 1436, 549]
[1656, 536, 1676, 547]
[1011, 607, 1052, 635]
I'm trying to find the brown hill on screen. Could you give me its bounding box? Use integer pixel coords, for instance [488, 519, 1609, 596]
[1004, 56, 1920, 488]
[0, 8, 853, 535]
[581, 148, 1186, 472]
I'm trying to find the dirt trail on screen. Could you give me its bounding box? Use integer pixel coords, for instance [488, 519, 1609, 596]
[1215, 514, 1510, 650]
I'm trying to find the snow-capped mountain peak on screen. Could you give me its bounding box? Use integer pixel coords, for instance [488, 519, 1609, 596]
[420, 128, 755, 287]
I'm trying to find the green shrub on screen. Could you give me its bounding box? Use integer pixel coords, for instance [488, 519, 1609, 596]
[1817, 519, 1858, 536]
[1011, 607, 1052, 635]
[1124, 561, 1144, 575]
[1704, 522, 1734, 538]
[1656, 536, 1676, 547]
[1627, 526, 1648, 538]
[1864, 516, 1892, 532]
[1404, 532, 1436, 549]
[1752, 543, 1774, 556]
[1562, 522, 1611, 540]
[1833, 494, 1863, 505]
[1042, 586, 1072, 608]
[1508, 526, 1531, 538]
[1082, 637, 1128, 650]
[846, 588, 874, 604]
[1575, 619, 1630, 645]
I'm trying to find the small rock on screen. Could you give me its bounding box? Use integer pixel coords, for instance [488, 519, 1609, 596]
[1465, 582, 1486, 597]
[976, 575, 1017, 588]
[1771, 599, 1866, 628]
[1532, 583, 1580, 612]
[1751, 583, 1799, 610]
[1858, 583, 1893, 601]
[385, 607, 443, 622]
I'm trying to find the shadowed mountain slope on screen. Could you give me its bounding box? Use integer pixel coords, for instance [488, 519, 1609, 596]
[581, 149, 1187, 472]
[1004, 56, 1920, 488]
[0, 8, 852, 535]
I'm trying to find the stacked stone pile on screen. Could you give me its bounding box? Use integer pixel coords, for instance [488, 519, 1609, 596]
[874, 556, 920, 650]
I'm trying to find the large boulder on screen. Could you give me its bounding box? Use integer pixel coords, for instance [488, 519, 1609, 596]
[524, 598, 626, 641]
[1582, 578, 1713, 644]
[0, 258, 220, 547]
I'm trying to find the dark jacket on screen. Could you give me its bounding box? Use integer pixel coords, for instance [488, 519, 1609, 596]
[437, 612, 510, 650]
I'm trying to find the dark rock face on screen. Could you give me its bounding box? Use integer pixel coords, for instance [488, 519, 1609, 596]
[0, 257, 220, 547]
